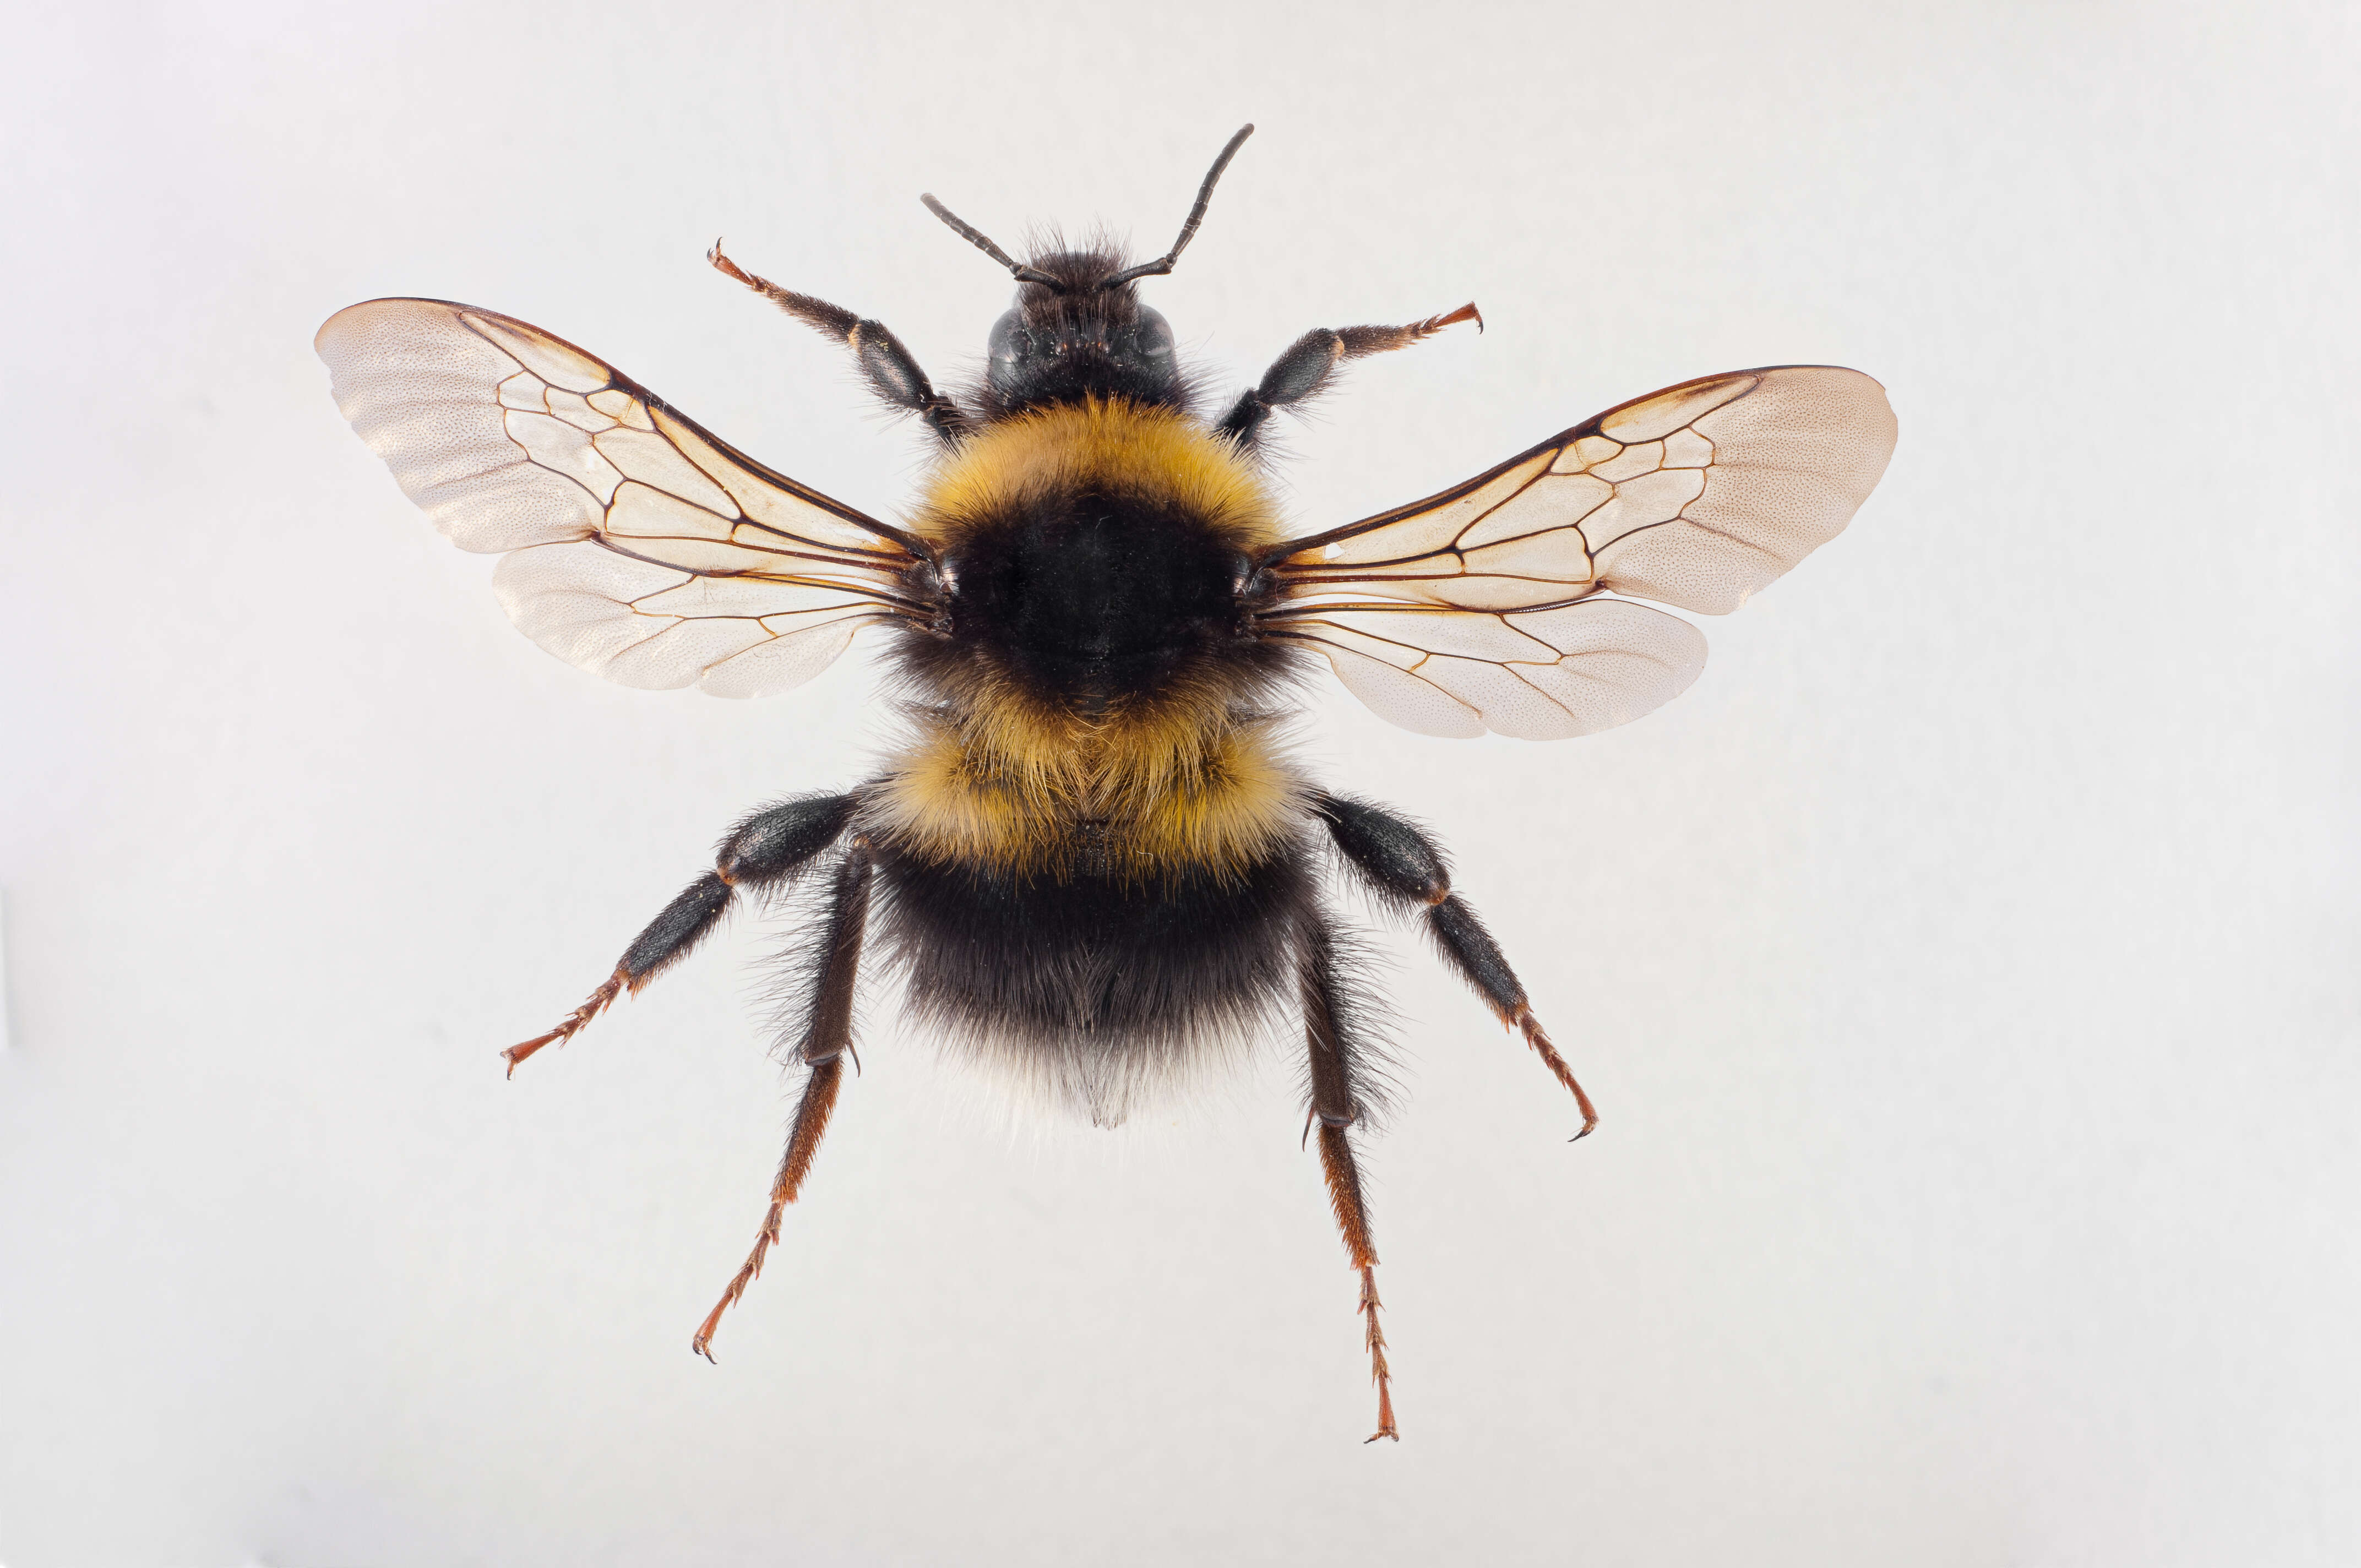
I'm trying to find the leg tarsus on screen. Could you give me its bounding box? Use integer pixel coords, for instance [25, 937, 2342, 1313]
[1302, 913, 1404, 1440]
[502, 968, 624, 1077]
[1220, 304, 1482, 448]
[504, 794, 856, 1080]
[1358, 1264, 1399, 1443]
[709, 243, 968, 442]
[1314, 1121, 1399, 1442]
[1336, 301, 1482, 357]
[688, 841, 872, 1361]
[1313, 795, 1602, 1140]
[1514, 1005, 1600, 1140]
[690, 1052, 847, 1361]
[709, 241, 857, 337]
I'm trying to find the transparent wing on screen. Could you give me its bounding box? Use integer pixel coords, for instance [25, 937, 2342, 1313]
[316, 298, 926, 698]
[1262, 365, 1896, 738]
[1266, 599, 1706, 741]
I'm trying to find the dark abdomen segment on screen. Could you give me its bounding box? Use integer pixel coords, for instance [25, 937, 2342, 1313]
[871, 835, 1313, 1124]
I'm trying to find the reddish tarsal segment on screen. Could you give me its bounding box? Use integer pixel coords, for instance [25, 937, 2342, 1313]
[694, 839, 875, 1362]
[1316, 1126, 1397, 1443]
[498, 970, 622, 1077]
[1516, 1009, 1601, 1141]
[694, 1054, 846, 1363]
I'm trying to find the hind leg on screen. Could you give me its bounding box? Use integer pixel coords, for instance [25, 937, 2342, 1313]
[1298, 910, 1400, 1442]
[1315, 793, 1598, 1139]
[692, 837, 875, 1360]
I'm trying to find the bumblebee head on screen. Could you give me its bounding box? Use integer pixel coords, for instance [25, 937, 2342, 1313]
[980, 255, 1177, 399]
[920, 126, 1253, 409]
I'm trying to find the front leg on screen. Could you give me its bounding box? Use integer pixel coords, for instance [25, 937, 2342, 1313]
[1314, 794, 1598, 1140]
[1217, 303, 1480, 450]
[709, 243, 970, 444]
[501, 792, 858, 1075]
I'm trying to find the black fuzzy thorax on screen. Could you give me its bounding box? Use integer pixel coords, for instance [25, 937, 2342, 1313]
[896, 484, 1287, 718]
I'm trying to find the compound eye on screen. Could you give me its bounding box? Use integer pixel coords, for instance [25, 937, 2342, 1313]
[1129, 306, 1175, 363]
[986, 309, 1032, 390]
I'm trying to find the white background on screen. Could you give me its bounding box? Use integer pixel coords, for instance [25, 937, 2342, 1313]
[3, 3, 2355, 1564]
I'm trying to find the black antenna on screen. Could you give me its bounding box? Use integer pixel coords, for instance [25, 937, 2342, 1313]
[1102, 124, 1255, 288]
[920, 123, 1257, 295]
[919, 194, 1064, 290]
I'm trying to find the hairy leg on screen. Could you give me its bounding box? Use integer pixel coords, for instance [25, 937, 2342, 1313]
[708, 246, 969, 443]
[692, 838, 875, 1360]
[1314, 793, 1598, 1139]
[1299, 910, 1400, 1442]
[503, 792, 857, 1075]
[1217, 304, 1481, 448]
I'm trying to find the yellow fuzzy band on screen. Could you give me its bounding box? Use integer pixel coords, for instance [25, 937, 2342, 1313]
[913, 396, 1282, 551]
[872, 705, 1303, 884]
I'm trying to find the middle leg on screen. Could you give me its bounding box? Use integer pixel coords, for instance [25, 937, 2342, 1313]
[1299, 910, 1400, 1442]
[503, 792, 858, 1076]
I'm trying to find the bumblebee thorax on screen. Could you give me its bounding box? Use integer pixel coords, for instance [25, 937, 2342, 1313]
[907, 399, 1285, 715]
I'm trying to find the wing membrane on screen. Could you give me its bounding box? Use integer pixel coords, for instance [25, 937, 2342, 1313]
[1266, 366, 1895, 738]
[1269, 600, 1706, 741]
[317, 298, 921, 698]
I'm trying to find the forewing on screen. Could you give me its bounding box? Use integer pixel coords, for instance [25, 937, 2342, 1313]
[1265, 365, 1895, 738]
[316, 298, 921, 698]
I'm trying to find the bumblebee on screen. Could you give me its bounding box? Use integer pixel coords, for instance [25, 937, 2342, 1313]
[317, 125, 1896, 1441]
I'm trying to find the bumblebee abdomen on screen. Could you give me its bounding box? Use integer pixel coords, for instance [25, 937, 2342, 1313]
[871, 833, 1315, 1124]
